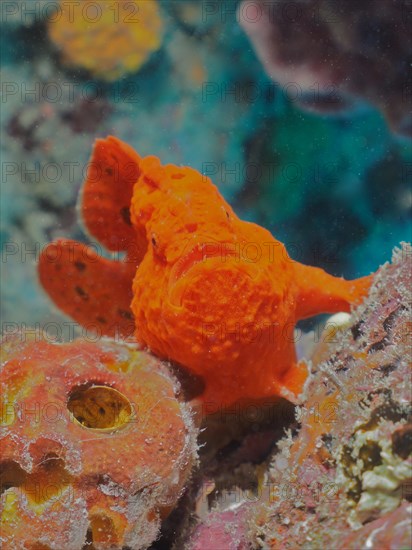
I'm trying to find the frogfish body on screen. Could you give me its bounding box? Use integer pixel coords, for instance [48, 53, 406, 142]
[39, 137, 372, 411]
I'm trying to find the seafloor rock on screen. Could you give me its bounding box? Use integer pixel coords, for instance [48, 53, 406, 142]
[188, 505, 251, 550]
[0, 334, 198, 549]
[243, 242, 412, 548]
[48, 0, 163, 81]
[238, 0, 412, 137]
[338, 502, 412, 550]
[185, 243, 411, 549]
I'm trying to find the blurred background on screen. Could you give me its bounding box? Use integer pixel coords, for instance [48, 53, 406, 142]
[1, 0, 411, 330]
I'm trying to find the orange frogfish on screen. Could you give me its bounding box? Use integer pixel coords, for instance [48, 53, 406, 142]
[39, 137, 372, 411]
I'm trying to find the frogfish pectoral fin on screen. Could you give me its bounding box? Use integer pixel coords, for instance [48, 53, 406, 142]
[276, 360, 309, 404]
[38, 239, 136, 338]
[293, 263, 373, 320]
[80, 135, 146, 263]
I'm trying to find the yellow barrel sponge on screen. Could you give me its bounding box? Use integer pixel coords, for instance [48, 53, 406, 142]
[48, 0, 163, 81]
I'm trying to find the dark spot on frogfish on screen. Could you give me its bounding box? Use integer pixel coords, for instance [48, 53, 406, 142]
[120, 206, 132, 226]
[75, 286, 89, 300]
[74, 261, 86, 272]
[118, 309, 133, 320]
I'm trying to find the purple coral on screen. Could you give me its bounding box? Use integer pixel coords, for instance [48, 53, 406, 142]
[238, 0, 412, 136]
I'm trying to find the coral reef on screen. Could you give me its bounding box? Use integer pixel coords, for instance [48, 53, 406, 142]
[239, 0, 412, 137]
[1, 2, 411, 546]
[235, 242, 411, 548]
[48, 0, 164, 81]
[0, 334, 197, 549]
[338, 502, 412, 550]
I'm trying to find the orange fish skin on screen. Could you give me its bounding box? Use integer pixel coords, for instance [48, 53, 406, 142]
[39, 137, 373, 411]
[129, 151, 372, 409]
[38, 238, 136, 339]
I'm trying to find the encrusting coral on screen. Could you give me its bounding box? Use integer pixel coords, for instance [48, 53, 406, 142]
[48, 0, 163, 81]
[0, 333, 197, 549]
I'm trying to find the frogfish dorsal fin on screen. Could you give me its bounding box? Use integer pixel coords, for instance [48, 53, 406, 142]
[80, 136, 146, 263]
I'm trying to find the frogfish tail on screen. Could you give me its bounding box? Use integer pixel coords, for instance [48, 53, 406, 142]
[293, 262, 373, 320]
